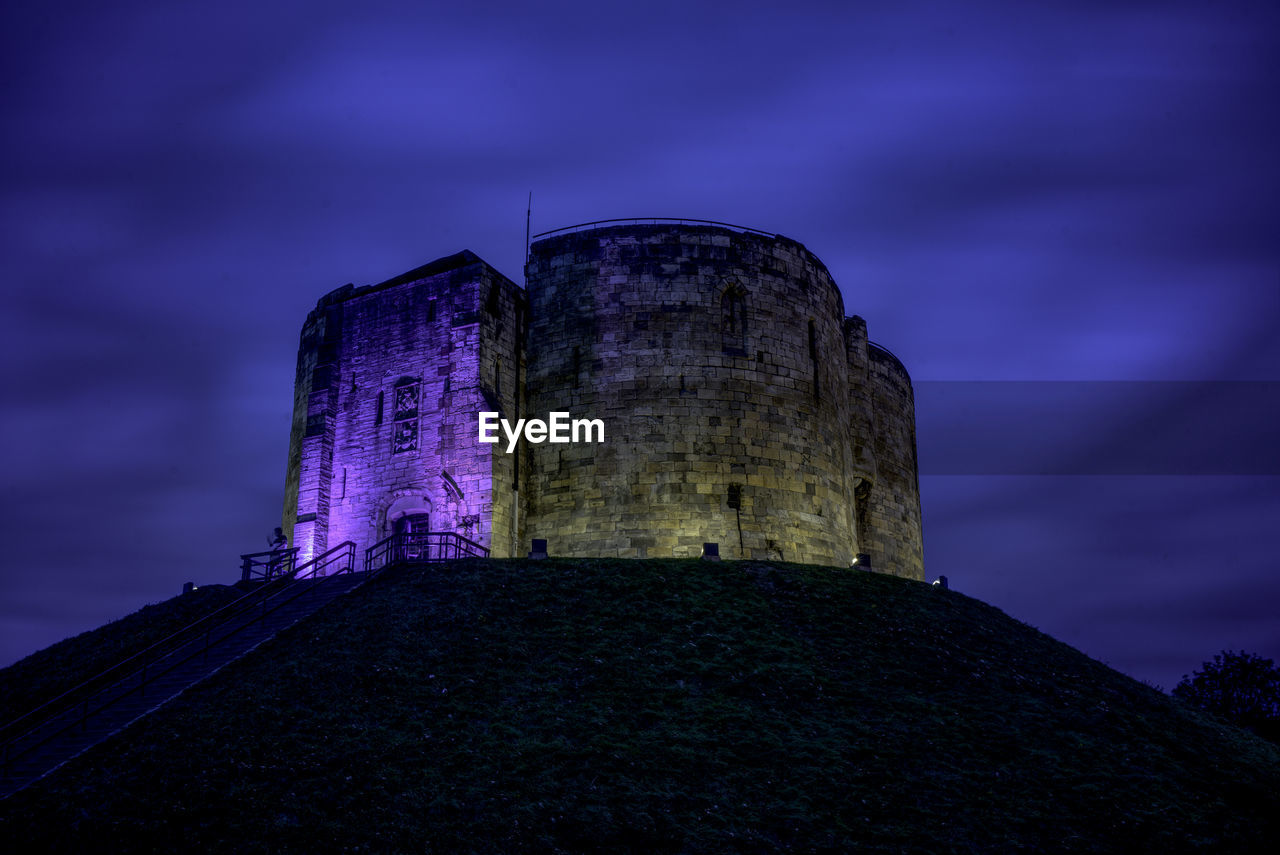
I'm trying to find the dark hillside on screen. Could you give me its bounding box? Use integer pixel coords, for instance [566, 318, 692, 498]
[0, 584, 244, 725]
[1, 560, 1276, 853]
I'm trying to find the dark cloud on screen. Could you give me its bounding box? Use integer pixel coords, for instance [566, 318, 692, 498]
[1, 0, 1277, 697]
[916, 382, 1280, 475]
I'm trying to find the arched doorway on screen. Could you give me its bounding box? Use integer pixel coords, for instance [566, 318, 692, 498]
[386, 495, 434, 561]
[394, 513, 431, 535]
[395, 512, 431, 560]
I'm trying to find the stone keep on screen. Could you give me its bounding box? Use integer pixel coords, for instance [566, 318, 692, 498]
[282, 221, 925, 579]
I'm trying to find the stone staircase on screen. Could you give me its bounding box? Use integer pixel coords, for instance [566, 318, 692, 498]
[0, 569, 367, 800]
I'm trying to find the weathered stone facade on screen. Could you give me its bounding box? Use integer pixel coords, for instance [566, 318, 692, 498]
[283, 221, 924, 578]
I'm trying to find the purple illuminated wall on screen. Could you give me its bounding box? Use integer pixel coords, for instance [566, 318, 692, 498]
[283, 251, 523, 561]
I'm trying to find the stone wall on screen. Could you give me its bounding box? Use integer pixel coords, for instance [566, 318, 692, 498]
[523, 224, 860, 565]
[284, 298, 341, 562]
[475, 265, 526, 558]
[282, 252, 522, 562]
[865, 343, 925, 579]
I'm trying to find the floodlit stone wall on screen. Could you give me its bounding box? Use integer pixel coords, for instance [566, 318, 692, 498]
[524, 224, 860, 565]
[283, 222, 924, 577]
[283, 252, 523, 561]
[865, 344, 925, 579]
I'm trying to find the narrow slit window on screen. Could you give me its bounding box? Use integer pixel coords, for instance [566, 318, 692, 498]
[809, 320, 820, 401]
[721, 285, 747, 353]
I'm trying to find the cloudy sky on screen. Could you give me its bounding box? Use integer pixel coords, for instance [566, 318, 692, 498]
[2, 0, 1277, 692]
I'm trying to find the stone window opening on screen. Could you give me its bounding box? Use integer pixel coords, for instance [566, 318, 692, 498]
[374, 390, 384, 425]
[808, 320, 820, 402]
[854, 479, 872, 564]
[721, 284, 747, 354]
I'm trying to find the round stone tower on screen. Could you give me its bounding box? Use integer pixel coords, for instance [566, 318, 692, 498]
[523, 220, 923, 576]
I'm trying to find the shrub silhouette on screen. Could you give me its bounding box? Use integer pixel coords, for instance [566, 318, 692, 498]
[1174, 650, 1280, 743]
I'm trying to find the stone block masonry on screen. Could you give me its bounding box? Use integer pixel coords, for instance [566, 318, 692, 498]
[282, 222, 924, 579]
[284, 251, 523, 560]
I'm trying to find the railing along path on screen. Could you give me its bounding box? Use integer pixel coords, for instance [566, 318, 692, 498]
[0, 541, 356, 777]
[364, 530, 490, 572]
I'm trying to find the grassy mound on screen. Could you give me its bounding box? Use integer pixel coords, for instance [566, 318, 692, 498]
[0, 584, 245, 726]
[2, 559, 1277, 852]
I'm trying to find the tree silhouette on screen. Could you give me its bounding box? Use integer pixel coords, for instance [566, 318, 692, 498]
[1173, 650, 1280, 743]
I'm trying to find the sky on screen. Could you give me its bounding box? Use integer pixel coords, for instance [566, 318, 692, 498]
[1, 0, 1277, 693]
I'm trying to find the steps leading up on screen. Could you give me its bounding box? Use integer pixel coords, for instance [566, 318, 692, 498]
[0, 571, 368, 799]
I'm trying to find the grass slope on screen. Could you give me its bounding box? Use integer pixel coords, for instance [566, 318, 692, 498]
[0, 584, 245, 726]
[2, 559, 1277, 853]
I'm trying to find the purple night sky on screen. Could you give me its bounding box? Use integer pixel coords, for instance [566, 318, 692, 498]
[2, 1, 1277, 693]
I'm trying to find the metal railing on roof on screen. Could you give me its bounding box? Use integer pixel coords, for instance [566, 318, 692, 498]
[531, 218, 777, 241]
[867, 342, 913, 379]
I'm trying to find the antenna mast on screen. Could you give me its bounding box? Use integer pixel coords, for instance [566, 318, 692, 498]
[524, 191, 532, 271]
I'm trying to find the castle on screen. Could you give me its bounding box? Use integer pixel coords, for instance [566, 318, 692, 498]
[282, 220, 924, 578]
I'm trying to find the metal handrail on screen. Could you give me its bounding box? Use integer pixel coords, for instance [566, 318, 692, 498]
[364, 531, 490, 572]
[531, 217, 777, 242]
[1, 541, 356, 776]
[0, 575, 293, 748]
[867, 341, 911, 376]
[293, 541, 356, 580]
[239, 547, 299, 581]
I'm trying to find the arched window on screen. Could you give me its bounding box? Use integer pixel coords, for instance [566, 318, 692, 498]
[721, 284, 747, 354]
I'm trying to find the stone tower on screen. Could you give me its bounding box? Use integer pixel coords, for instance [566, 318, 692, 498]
[283, 220, 924, 578]
[282, 251, 523, 563]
